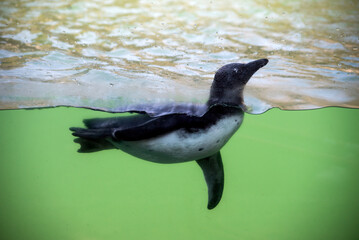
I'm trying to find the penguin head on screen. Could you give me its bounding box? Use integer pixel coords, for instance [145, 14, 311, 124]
[208, 58, 268, 107]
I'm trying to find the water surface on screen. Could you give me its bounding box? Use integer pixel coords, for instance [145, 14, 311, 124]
[0, 0, 358, 114]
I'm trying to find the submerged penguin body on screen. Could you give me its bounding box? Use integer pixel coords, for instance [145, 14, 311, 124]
[106, 107, 243, 164]
[70, 58, 268, 209]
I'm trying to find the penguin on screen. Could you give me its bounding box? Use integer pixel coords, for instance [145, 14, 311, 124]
[70, 58, 269, 209]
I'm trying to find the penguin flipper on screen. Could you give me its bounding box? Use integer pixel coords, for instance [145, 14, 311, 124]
[196, 152, 224, 210]
[113, 114, 195, 141]
[83, 114, 152, 129]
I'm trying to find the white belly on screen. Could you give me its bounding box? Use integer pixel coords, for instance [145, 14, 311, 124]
[111, 112, 244, 163]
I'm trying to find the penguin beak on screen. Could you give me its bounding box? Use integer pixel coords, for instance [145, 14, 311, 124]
[244, 58, 268, 83]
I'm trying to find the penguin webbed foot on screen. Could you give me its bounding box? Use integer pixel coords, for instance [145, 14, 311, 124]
[74, 137, 99, 153]
[70, 127, 85, 137]
[70, 127, 114, 152]
[69, 127, 111, 139]
[73, 137, 114, 153]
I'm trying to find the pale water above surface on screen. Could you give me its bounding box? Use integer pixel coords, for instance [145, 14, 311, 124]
[0, 0, 358, 114]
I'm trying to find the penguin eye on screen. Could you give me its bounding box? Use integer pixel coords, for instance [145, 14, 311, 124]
[233, 68, 239, 73]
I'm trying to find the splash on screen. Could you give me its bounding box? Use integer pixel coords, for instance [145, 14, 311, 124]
[0, 0, 358, 115]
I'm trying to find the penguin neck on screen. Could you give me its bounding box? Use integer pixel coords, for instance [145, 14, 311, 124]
[206, 87, 244, 108]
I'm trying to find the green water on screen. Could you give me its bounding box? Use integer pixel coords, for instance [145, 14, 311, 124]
[0, 107, 358, 240]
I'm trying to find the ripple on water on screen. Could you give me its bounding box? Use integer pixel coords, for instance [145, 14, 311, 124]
[0, 0, 358, 114]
